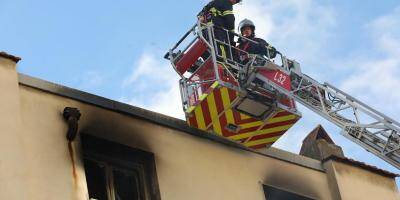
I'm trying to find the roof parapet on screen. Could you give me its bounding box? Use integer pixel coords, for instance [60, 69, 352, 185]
[0, 52, 21, 63]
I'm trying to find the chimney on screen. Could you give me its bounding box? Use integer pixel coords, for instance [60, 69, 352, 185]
[300, 125, 344, 160]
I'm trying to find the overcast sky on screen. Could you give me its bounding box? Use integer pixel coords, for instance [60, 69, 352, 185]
[1, 0, 400, 174]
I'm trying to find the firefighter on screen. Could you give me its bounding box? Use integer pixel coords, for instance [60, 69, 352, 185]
[198, 0, 241, 61]
[237, 19, 277, 65]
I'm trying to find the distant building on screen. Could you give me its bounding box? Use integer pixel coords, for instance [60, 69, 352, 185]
[0, 52, 398, 200]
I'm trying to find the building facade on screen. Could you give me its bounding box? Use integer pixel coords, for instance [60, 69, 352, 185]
[0, 52, 399, 200]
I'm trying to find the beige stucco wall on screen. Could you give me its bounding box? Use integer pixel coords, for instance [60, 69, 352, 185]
[18, 86, 89, 200]
[326, 160, 399, 200]
[0, 56, 398, 200]
[17, 84, 333, 200]
[0, 57, 30, 199]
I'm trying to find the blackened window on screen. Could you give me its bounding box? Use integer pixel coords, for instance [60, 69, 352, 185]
[84, 159, 108, 200]
[263, 185, 314, 200]
[82, 134, 161, 200]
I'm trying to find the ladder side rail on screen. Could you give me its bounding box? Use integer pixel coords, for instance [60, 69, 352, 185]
[295, 75, 400, 168]
[168, 24, 202, 78]
[206, 25, 221, 81]
[292, 72, 400, 128]
[290, 71, 400, 133]
[171, 23, 197, 52]
[254, 67, 400, 169]
[267, 68, 368, 131]
[325, 82, 400, 127]
[341, 131, 400, 169]
[290, 70, 400, 145]
[224, 28, 234, 63]
[322, 83, 400, 137]
[179, 80, 188, 111]
[259, 73, 347, 127]
[294, 76, 400, 168]
[168, 49, 184, 79]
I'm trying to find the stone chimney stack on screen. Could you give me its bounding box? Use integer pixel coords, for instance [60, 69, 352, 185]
[300, 125, 344, 160]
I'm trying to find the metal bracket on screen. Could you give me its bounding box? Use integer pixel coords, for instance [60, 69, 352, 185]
[63, 107, 82, 141]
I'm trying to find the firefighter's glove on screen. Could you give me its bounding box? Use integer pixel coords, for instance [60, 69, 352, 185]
[268, 46, 277, 59]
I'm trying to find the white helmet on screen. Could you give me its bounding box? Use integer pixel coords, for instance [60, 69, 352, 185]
[238, 19, 255, 33]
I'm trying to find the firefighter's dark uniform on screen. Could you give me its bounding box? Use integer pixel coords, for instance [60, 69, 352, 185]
[237, 36, 277, 65]
[198, 0, 235, 60]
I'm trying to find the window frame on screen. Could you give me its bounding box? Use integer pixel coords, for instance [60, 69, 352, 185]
[81, 134, 161, 200]
[263, 184, 315, 200]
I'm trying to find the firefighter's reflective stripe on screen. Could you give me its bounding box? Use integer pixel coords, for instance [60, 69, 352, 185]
[209, 7, 233, 17]
[222, 10, 233, 16]
[209, 7, 220, 16]
[187, 82, 300, 149]
[219, 45, 227, 59]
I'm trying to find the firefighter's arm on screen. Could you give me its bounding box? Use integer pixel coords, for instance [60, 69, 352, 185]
[256, 39, 269, 57]
[197, 2, 213, 20]
[257, 39, 277, 59]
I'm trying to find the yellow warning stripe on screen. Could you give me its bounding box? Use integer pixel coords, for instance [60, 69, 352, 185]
[220, 87, 235, 125]
[207, 92, 222, 135]
[240, 113, 251, 120]
[217, 89, 296, 130]
[210, 81, 219, 89]
[187, 106, 196, 114]
[229, 124, 294, 140]
[199, 93, 208, 101]
[244, 136, 282, 147]
[194, 106, 206, 130]
[240, 114, 297, 129]
[186, 83, 299, 149]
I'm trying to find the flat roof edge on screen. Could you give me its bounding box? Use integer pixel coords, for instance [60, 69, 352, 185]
[0, 51, 21, 63]
[18, 73, 324, 172]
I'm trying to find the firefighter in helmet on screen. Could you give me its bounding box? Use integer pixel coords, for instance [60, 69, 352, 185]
[237, 19, 277, 64]
[198, 0, 242, 60]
